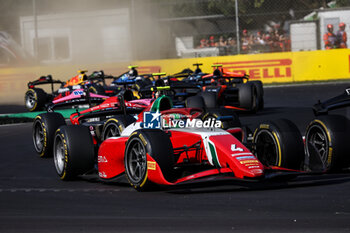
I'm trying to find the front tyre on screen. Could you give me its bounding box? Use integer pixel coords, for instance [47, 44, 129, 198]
[54, 125, 95, 180]
[124, 129, 174, 191]
[253, 119, 304, 170]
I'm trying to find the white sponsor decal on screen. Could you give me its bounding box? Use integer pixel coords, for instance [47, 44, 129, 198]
[346, 88, 350, 95]
[231, 152, 253, 157]
[98, 156, 108, 163]
[58, 88, 69, 93]
[231, 144, 244, 152]
[99, 171, 107, 178]
[236, 156, 256, 160]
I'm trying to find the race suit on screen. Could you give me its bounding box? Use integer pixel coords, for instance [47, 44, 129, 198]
[323, 32, 337, 49]
[336, 30, 347, 48]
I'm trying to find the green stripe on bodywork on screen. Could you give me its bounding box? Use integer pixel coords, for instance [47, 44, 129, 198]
[150, 95, 173, 112]
[208, 141, 220, 168]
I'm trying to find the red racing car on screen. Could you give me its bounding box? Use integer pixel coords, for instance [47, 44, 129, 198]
[34, 94, 322, 191]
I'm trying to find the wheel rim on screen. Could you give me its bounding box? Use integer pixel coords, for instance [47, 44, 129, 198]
[126, 139, 147, 184]
[89, 87, 97, 93]
[254, 129, 279, 166]
[54, 134, 65, 175]
[306, 124, 329, 166]
[25, 92, 36, 109]
[103, 122, 121, 140]
[33, 121, 44, 153]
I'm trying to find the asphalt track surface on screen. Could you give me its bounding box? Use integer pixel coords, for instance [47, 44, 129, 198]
[1, 83, 350, 233]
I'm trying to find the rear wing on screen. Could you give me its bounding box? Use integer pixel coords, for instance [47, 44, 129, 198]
[313, 87, 350, 115]
[27, 75, 63, 88]
[87, 70, 117, 86]
[27, 75, 64, 94]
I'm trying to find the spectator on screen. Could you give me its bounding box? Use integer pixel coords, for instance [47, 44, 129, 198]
[252, 31, 267, 53]
[197, 38, 208, 48]
[323, 24, 337, 49]
[217, 36, 227, 47]
[217, 36, 227, 55]
[241, 29, 253, 53]
[336, 22, 347, 48]
[264, 28, 275, 52]
[226, 37, 237, 55]
[209, 35, 216, 47]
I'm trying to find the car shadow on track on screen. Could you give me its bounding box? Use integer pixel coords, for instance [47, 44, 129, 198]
[166, 172, 350, 195]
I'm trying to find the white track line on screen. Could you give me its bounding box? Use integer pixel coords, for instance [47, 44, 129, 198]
[0, 188, 125, 193]
[264, 80, 350, 88]
[0, 123, 29, 127]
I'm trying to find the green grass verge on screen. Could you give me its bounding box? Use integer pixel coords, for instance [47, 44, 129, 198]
[0, 108, 86, 125]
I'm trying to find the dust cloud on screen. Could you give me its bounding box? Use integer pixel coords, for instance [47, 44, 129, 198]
[0, 0, 176, 67]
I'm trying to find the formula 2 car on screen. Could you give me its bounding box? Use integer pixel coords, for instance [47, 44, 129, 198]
[305, 86, 350, 172]
[32, 90, 150, 158]
[25, 70, 115, 111]
[38, 94, 324, 191]
[169, 64, 264, 112]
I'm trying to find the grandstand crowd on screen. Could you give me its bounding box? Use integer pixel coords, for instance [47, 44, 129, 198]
[197, 27, 290, 55]
[197, 22, 347, 55]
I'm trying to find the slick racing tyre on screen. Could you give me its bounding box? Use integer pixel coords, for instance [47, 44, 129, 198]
[250, 80, 264, 110]
[305, 115, 350, 172]
[119, 89, 135, 101]
[88, 85, 105, 95]
[32, 112, 66, 158]
[101, 115, 136, 141]
[124, 129, 175, 191]
[185, 95, 205, 109]
[237, 83, 258, 113]
[25, 88, 47, 112]
[253, 119, 304, 170]
[202, 109, 241, 129]
[197, 92, 218, 109]
[53, 125, 95, 180]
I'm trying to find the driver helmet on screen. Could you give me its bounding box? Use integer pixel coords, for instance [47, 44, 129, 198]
[128, 68, 138, 77]
[339, 22, 346, 29]
[327, 24, 333, 32]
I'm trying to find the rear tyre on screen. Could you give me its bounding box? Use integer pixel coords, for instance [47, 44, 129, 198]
[198, 92, 218, 109]
[185, 95, 205, 109]
[32, 112, 66, 158]
[238, 83, 258, 112]
[250, 81, 264, 110]
[25, 88, 47, 112]
[305, 115, 350, 172]
[124, 129, 174, 191]
[53, 125, 95, 180]
[101, 115, 136, 141]
[252, 119, 304, 170]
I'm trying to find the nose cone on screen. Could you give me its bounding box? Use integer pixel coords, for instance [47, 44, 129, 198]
[208, 134, 264, 179]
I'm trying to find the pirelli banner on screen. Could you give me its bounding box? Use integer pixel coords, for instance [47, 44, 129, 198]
[0, 49, 349, 104]
[137, 49, 350, 84]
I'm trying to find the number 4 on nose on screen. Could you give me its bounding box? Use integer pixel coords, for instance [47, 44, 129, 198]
[231, 144, 243, 152]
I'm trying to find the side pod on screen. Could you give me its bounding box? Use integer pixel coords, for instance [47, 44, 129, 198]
[98, 137, 128, 179]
